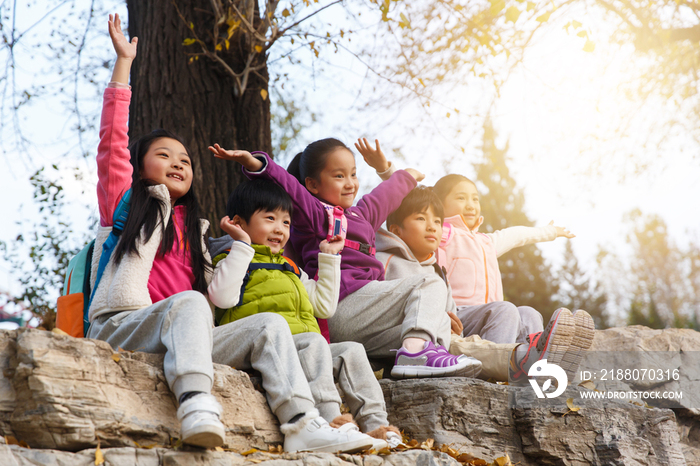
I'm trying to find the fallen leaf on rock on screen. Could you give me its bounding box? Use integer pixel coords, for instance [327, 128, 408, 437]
[563, 397, 581, 416]
[374, 368, 384, 380]
[268, 445, 283, 453]
[51, 328, 69, 336]
[214, 446, 224, 452]
[578, 380, 596, 390]
[241, 448, 258, 456]
[493, 453, 513, 465]
[111, 353, 121, 362]
[377, 447, 392, 455]
[95, 443, 104, 465]
[421, 438, 434, 450]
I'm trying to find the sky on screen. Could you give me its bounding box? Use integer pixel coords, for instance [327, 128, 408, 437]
[2, 1, 699, 326]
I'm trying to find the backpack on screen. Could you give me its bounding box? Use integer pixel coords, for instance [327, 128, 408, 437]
[56, 189, 131, 337]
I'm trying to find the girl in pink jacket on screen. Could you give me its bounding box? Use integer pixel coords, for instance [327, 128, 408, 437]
[433, 174, 583, 345]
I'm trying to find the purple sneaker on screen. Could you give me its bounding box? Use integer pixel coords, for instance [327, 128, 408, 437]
[390, 341, 482, 379]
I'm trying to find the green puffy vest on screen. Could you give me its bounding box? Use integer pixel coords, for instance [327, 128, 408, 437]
[213, 244, 321, 335]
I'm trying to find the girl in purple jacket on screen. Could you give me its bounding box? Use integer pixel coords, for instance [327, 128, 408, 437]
[209, 139, 481, 379]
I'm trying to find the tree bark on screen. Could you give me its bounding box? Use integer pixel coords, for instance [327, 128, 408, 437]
[126, 0, 272, 236]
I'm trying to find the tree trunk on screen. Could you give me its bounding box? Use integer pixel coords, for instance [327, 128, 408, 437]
[126, 0, 272, 236]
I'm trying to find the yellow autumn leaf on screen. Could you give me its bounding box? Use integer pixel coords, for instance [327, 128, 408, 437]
[215, 43, 222, 51]
[260, 89, 268, 101]
[241, 448, 258, 456]
[225, 40, 230, 50]
[583, 39, 595, 52]
[182, 38, 196, 46]
[111, 353, 120, 362]
[95, 444, 104, 465]
[189, 22, 194, 30]
[572, 20, 582, 28]
[578, 380, 596, 390]
[495, 454, 513, 466]
[52, 327, 68, 336]
[490, 0, 505, 15]
[505, 6, 521, 23]
[255, 45, 262, 53]
[563, 397, 581, 416]
[536, 11, 552, 22]
[526, 1, 535, 11]
[399, 12, 410, 29]
[215, 446, 224, 452]
[577, 30, 587, 38]
[446, 112, 451, 118]
[282, 8, 290, 17]
[418, 78, 425, 87]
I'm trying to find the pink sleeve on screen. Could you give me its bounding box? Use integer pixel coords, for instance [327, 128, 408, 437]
[96, 87, 133, 227]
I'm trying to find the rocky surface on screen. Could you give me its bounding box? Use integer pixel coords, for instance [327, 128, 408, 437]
[0, 326, 698, 465]
[0, 328, 280, 451]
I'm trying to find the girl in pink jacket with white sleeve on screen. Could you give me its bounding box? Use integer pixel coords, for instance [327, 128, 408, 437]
[433, 174, 594, 347]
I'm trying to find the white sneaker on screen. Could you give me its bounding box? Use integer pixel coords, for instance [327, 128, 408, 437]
[177, 393, 225, 448]
[386, 431, 402, 449]
[337, 422, 388, 450]
[282, 411, 374, 453]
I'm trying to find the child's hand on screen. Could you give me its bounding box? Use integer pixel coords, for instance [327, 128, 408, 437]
[549, 221, 575, 238]
[220, 216, 251, 244]
[355, 138, 390, 173]
[108, 14, 138, 60]
[405, 168, 425, 182]
[448, 311, 463, 335]
[320, 234, 344, 255]
[208, 144, 263, 171]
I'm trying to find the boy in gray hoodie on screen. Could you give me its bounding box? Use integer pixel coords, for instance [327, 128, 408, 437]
[376, 186, 592, 383]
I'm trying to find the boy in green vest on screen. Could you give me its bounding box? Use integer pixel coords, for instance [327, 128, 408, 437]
[208, 179, 402, 450]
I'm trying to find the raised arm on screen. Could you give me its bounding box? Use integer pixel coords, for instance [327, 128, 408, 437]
[96, 13, 138, 226]
[486, 223, 561, 257]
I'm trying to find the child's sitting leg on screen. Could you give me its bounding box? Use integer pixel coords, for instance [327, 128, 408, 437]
[516, 305, 544, 343]
[293, 334, 401, 449]
[88, 291, 225, 447]
[456, 301, 544, 344]
[329, 273, 482, 378]
[212, 313, 373, 453]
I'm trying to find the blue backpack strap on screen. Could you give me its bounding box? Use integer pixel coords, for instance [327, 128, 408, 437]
[88, 189, 132, 313]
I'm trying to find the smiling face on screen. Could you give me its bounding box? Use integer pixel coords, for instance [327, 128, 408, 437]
[442, 180, 481, 229]
[389, 205, 444, 262]
[139, 137, 193, 204]
[305, 148, 359, 210]
[236, 208, 291, 254]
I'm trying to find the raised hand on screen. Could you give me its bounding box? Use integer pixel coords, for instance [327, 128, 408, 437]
[405, 168, 425, 182]
[219, 216, 251, 244]
[208, 144, 263, 171]
[108, 13, 137, 60]
[320, 234, 345, 255]
[355, 138, 390, 173]
[549, 221, 575, 239]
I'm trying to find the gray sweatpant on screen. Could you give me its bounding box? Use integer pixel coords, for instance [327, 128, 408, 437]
[456, 302, 544, 344]
[88, 291, 316, 424]
[329, 274, 452, 358]
[294, 333, 389, 432]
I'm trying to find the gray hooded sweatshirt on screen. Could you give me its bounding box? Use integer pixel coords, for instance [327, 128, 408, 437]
[375, 228, 457, 316]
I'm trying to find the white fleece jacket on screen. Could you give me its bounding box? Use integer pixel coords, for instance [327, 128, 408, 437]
[88, 184, 212, 321]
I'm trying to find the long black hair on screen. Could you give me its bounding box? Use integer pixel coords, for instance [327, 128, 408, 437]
[287, 138, 349, 186]
[113, 129, 211, 293]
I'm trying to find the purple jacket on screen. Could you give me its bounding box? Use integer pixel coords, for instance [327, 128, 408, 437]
[245, 152, 417, 301]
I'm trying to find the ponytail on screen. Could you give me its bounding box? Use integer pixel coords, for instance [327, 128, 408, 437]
[287, 152, 304, 184]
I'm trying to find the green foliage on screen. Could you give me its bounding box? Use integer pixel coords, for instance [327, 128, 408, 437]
[0, 167, 92, 329]
[598, 208, 700, 329]
[474, 120, 560, 323]
[557, 241, 608, 328]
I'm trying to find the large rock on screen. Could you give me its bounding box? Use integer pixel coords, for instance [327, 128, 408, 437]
[0, 443, 461, 466]
[380, 377, 687, 466]
[0, 328, 280, 451]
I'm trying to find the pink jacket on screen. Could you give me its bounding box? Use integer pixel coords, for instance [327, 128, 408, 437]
[438, 214, 557, 306]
